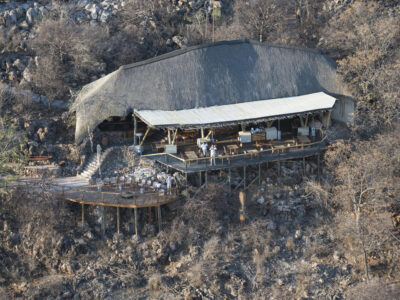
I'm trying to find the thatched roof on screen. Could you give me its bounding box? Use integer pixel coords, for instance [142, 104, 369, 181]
[73, 39, 348, 144]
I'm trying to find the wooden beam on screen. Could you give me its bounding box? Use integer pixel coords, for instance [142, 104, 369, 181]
[168, 129, 171, 144]
[304, 114, 309, 127]
[171, 129, 178, 144]
[140, 128, 151, 146]
[201, 128, 205, 138]
[205, 130, 212, 139]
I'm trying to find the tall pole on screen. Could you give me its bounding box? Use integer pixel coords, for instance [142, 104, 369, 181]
[212, 0, 215, 42]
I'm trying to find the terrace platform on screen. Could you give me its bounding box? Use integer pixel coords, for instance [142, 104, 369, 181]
[143, 138, 327, 174]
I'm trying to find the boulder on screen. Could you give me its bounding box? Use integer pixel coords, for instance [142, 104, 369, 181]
[26, 8, 40, 25]
[5, 10, 18, 27]
[99, 10, 111, 23]
[172, 35, 188, 48]
[13, 58, 25, 71]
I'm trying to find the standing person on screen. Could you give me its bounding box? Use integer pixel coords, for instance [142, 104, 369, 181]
[210, 144, 217, 166]
[166, 174, 173, 195]
[201, 142, 208, 157]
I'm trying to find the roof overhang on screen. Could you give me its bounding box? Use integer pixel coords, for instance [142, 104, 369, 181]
[135, 92, 336, 129]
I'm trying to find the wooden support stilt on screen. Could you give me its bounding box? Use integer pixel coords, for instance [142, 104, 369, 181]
[167, 129, 171, 144]
[157, 206, 162, 232]
[303, 157, 306, 176]
[81, 203, 85, 227]
[101, 206, 105, 236]
[116, 207, 120, 234]
[199, 171, 202, 187]
[185, 172, 189, 199]
[278, 159, 281, 177]
[133, 114, 137, 145]
[201, 128, 205, 138]
[243, 165, 246, 191]
[228, 168, 231, 192]
[134, 207, 138, 236]
[148, 207, 152, 224]
[205, 170, 208, 186]
[258, 163, 261, 186]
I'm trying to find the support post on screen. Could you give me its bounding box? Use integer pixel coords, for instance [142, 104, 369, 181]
[101, 206, 105, 236]
[278, 159, 281, 177]
[201, 128, 205, 138]
[81, 203, 85, 228]
[168, 129, 171, 144]
[304, 114, 309, 127]
[148, 207, 152, 224]
[258, 163, 261, 186]
[228, 168, 231, 192]
[133, 114, 137, 145]
[326, 111, 332, 129]
[116, 207, 120, 234]
[157, 206, 162, 232]
[134, 207, 138, 236]
[243, 165, 246, 191]
[205, 170, 208, 186]
[303, 157, 306, 176]
[198, 171, 202, 187]
[185, 172, 189, 200]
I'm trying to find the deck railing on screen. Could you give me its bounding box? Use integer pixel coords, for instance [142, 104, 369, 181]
[143, 130, 327, 168]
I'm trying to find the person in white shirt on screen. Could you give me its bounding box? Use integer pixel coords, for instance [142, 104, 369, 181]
[166, 174, 173, 194]
[210, 144, 217, 166]
[201, 142, 208, 157]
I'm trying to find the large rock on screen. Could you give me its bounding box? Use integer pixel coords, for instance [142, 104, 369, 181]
[99, 10, 112, 23]
[5, 10, 17, 27]
[172, 35, 188, 48]
[13, 58, 25, 71]
[26, 8, 39, 25]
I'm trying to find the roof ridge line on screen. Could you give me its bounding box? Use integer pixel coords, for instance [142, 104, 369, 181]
[119, 39, 325, 71]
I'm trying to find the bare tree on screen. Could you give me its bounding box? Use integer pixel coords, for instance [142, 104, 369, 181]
[234, 0, 281, 43]
[326, 132, 400, 281]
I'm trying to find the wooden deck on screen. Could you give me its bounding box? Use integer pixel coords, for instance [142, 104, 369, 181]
[143, 139, 327, 174]
[57, 187, 179, 208]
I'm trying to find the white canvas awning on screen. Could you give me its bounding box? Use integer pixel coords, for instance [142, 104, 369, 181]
[135, 92, 336, 129]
